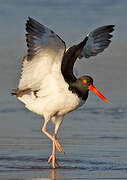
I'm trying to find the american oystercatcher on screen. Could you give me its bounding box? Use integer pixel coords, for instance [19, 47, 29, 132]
[12, 17, 114, 168]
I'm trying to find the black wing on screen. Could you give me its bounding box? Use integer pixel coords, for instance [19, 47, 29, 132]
[61, 25, 114, 83]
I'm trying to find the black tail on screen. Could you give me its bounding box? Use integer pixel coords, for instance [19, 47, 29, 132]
[11, 88, 31, 97]
[11, 89, 18, 96]
[11, 92, 17, 96]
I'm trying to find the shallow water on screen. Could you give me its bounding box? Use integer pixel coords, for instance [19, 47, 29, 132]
[0, 103, 127, 179]
[0, 0, 127, 179]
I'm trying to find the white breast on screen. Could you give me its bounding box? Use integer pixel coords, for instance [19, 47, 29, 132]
[18, 79, 84, 118]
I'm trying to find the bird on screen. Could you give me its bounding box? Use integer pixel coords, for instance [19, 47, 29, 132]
[12, 17, 114, 168]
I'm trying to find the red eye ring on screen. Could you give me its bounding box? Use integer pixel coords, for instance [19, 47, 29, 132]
[83, 79, 87, 84]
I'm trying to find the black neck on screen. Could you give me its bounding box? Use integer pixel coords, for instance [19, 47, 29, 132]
[68, 84, 89, 101]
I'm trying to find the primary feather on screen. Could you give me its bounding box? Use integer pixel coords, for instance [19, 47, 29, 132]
[18, 17, 66, 93]
[79, 25, 114, 58]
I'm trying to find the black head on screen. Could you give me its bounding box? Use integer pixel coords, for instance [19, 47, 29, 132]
[69, 75, 109, 103]
[78, 75, 94, 88]
[69, 75, 93, 100]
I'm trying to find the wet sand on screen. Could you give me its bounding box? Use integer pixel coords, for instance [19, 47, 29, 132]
[0, 102, 127, 179]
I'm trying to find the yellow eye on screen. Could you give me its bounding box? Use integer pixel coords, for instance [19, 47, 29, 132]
[83, 79, 87, 84]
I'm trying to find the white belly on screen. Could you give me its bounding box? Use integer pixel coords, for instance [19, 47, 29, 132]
[18, 90, 85, 118]
[18, 73, 85, 118]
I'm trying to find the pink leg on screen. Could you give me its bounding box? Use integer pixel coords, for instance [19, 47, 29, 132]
[48, 135, 60, 168]
[48, 136, 56, 168]
[42, 121, 64, 154]
[48, 119, 63, 168]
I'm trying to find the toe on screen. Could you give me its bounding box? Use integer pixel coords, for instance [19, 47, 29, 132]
[48, 154, 52, 163]
[55, 140, 64, 154]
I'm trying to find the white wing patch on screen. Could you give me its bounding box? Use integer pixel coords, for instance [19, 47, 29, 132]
[18, 17, 66, 91]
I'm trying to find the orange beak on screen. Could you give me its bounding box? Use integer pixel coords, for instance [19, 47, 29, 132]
[88, 85, 109, 103]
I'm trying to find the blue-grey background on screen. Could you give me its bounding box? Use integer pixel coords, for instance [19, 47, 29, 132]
[0, 0, 127, 179]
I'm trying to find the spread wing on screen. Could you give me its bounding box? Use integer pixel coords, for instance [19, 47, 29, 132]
[62, 25, 114, 83]
[79, 25, 114, 58]
[16, 17, 66, 96]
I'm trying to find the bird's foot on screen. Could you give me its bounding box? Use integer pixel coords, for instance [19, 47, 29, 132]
[48, 154, 60, 168]
[53, 138, 64, 154]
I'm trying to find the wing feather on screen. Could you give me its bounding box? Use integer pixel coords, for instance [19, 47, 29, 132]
[18, 17, 66, 92]
[61, 25, 114, 84]
[79, 25, 114, 58]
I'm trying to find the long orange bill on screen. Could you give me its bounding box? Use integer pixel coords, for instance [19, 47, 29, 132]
[88, 85, 109, 103]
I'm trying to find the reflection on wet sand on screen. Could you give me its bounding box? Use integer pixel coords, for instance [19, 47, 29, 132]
[16, 169, 61, 180]
[17, 179, 50, 180]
